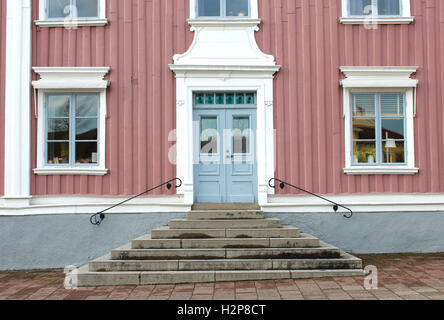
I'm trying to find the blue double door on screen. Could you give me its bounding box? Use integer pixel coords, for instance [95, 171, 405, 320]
[194, 107, 258, 203]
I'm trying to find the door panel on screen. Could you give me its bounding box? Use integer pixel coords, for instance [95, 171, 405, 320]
[226, 110, 257, 203]
[194, 107, 257, 203]
[194, 110, 225, 203]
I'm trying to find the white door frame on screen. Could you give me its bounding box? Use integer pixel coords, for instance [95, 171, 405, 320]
[169, 71, 278, 206]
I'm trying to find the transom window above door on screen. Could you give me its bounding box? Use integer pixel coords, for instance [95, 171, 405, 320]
[197, 0, 250, 18]
[194, 92, 255, 106]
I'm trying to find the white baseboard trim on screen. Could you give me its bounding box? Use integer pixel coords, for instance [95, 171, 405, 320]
[1, 193, 444, 216]
[264, 194, 444, 213]
[0, 195, 190, 216]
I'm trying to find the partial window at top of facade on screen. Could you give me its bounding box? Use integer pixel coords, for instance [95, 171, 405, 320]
[340, 0, 413, 24]
[348, 0, 402, 16]
[197, 0, 250, 18]
[45, 0, 100, 19]
[37, 0, 108, 27]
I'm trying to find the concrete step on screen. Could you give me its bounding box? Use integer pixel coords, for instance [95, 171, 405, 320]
[192, 203, 261, 211]
[111, 244, 341, 260]
[151, 226, 301, 239]
[169, 218, 282, 229]
[132, 233, 319, 249]
[89, 253, 361, 272]
[77, 266, 366, 286]
[188, 210, 265, 220]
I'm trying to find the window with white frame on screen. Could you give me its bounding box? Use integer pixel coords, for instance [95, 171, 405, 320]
[196, 0, 250, 18]
[37, 0, 108, 27]
[32, 67, 110, 176]
[46, 93, 99, 166]
[340, 66, 419, 175]
[340, 0, 413, 24]
[351, 92, 406, 165]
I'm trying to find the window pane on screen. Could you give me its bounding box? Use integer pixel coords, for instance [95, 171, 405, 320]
[201, 117, 218, 154]
[48, 119, 70, 140]
[235, 94, 245, 105]
[349, 0, 372, 16]
[48, 95, 70, 117]
[246, 93, 255, 104]
[381, 93, 404, 116]
[378, 0, 401, 15]
[75, 0, 99, 18]
[353, 141, 376, 164]
[216, 94, 225, 104]
[76, 95, 99, 117]
[382, 141, 405, 163]
[226, 94, 235, 104]
[198, 0, 220, 17]
[48, 142, 70, 164]
[76, 142, 98, 164]
[195, 94, 205, 105]
[76, 119, 98, 140]
[233, 116, 250, 154]
[47, 0, 70, 18]
[353, 93, 376, 116]
[205, 94, 215, 105]
[353, 118, 376, 140]
[226, 0, 249, 17]
[382, 119, 404, 140]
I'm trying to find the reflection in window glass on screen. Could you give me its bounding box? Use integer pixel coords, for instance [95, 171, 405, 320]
[46, 0, 99, 19]
[47, 0, 70, 18]
[233, 116, 250, 154]
[226, 0, 249, 17]
[349, 0, 372, 16]
[377, 0, 401, 16]
[76, 0, 99, 17]
[198, 0, 220, 17]
[201, 117, 218, 154]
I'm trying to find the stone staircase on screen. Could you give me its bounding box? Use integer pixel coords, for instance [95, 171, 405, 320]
[77, 205, 366, 286]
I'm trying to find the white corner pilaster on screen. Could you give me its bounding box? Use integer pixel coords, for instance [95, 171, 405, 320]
[3, 0, 32, 207]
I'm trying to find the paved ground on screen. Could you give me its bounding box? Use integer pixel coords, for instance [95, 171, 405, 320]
[1, 253, 444, 300]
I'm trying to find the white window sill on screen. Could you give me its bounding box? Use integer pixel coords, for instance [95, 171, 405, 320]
[339, 17, 414, 25]
[187, 18, 261, 27]
[34, 167, 109, 176]
[35, 19, 108, 28]
[344, 166, 419, 175]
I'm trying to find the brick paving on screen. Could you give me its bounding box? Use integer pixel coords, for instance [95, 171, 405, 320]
[1, 253, 444, 300]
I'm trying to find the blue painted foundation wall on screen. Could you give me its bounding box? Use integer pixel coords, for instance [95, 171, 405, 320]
[0, 212, 443, 270]
[266, 212, 444, 254]
[0, 213, 185, 271]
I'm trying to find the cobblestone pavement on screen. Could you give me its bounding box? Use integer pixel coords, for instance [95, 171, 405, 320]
[1, 254, 444, 300]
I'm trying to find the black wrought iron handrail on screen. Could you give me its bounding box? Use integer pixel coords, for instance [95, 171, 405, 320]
[90, 178, 183, 226]
[268, 178, 353, 219]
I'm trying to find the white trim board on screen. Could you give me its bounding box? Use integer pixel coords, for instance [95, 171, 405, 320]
[0, 195, 190, 216]
[4, 0, 32, 207]
[265, 194, 444, 213]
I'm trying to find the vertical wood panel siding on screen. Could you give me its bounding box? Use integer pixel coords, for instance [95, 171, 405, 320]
[30, 0, 192, 196]
[8, 0, 442, 197]
[0, 0, 6, 196]
[255, 0, 444, 195]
